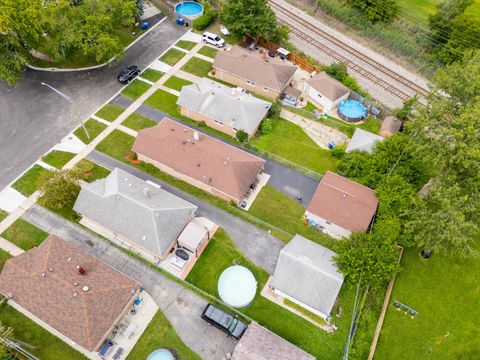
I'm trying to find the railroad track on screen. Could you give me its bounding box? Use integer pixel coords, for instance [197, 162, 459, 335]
[269, 0, 430, 101]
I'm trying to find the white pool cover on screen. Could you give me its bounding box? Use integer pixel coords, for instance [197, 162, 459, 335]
[218, 265, 257, 308]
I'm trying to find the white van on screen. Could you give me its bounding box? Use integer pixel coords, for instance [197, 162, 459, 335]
[202, 32, 225, 48]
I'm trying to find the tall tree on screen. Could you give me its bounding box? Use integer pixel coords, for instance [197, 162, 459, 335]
[39, 170, 80, 210]
[349, 0, 399, 23]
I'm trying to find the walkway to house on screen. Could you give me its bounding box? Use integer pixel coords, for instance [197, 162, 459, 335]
[22, 204, 237, 360]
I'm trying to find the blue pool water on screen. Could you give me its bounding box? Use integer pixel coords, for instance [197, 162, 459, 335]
[338, 100, 367, 120]
[147, 349, 175, 360]
[175, 1, 203, 17]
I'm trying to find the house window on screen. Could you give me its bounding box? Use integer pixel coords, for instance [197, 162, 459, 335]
[263, 87, 268, 92]
[317, 93, 323, 98]
[246, 80, 255, 86]
[214, 120, 224, 126]
[326, 221, 331, 225]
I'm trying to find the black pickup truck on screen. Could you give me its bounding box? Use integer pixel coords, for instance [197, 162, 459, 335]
[201, 304, 248, 340]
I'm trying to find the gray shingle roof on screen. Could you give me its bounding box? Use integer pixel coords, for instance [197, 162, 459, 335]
[73, 168, 197, 256]
[271, 235, 344, 317]
[176, 78, 271, 133]
[306, 72, 350, 101]
[345, 128, 384, 153]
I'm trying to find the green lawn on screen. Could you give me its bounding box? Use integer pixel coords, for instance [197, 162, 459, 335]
[0, 249, 11, 272]
[121, 79, 151, 100]
[163, 76, 193, 91]
[1, 218, 49, 250]
[159, 48, 186, 66]
[198, 46, 218, 58]
[122, 113, 158, 131]
[175, 40, 197, 51]
[126, 310, 201, 360]
[180, 57, 212, 77]
[186, 229, 359, 359]
[96, 129, 135, 160]
[42, 150, 76, 169]
[74, 159, 111, 183]
[396, 0, 480, 24]
[95, 104, 124, 122]
[38, 194, 80, 223]
[376, 241, 480, 359]
[144, 89, 182, 118]
[0, 209, 9, 222]
[73, 118, 107, 144]
[250, 118, 338, 175]
[11, 165, 51, 197]
[0, 301, 87, 360]
[140, 68, 164, 82]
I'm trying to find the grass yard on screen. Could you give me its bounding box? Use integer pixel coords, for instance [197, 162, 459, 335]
[249, 185, 334, 247]
[140, 68, 164, 82]
[1, 218, 49, 250]
[126, 310, 201, 360]
[186, 229, 360, 359]
[180, 57, 212, 77]
[96, 129, 135, 160]
[144, 89, 181, 118]
[163, 76, 193, 91]
[250, 118, 338, 175]
[376, 241, 480, 359]
[74, 159, 111, 183]
[396, 0, 480, 25]
[159, 48, 186, 66]
[42, 150, 76, 169]
[175, 40, 197, 51]
[11, 165, 51, 197]
[121, 79, 151, 100]
[38, 194, 80, 223]
[73, 118, 107, 144]
[122, 113, 158, 131]
[0, 209, 9, 222]
[198, 46, 218, 58]
[0, 249, 11, 272]
[0, 301, 87, 360]
[95, 104, 124, 122]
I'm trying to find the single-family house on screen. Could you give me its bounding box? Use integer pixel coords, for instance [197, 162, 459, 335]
[73, 167, 199, 261]
[305, 171, 378, 239]
[270, 234, 344, 319]
[177, 77, 271, 139]
[304, 72, 350, 112]
[232, 321, 315, 360]
[132, 118, 265, 205]
[380, 116, 402, 138]
[345, 128, 384, 153]
[212, 45, 297, 99]
[0, 235, 141, 353]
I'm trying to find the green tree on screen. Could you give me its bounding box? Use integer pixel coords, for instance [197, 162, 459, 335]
[438, 15, 480, 64]
[235, 129, 249, 143]
[259, 118, 273, 135]
[394, 95, 418, 121]
[0, 0, 44, 85]
[39, 170, 81, 210]
[348, 0, 398, 23]
[220, 0, 279, 40]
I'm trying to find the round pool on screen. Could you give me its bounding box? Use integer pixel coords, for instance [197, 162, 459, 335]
[338, 100, 367, 122]
[175, 1, 204, 20]
[147, 349, 175, 360]
[218, 266, 257, 308]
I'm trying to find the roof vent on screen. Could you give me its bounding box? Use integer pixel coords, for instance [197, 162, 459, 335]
[170, 128, 175, 131]
[193, 131, 200, 141]
[124, 177, 128, 182]
[41, 273, 46, 277]
[197, 163, 201, 167]
[48, 268, 54, 272]
[73, 292, 78, 297]
[142, 235, 147, 241]
[67, 257, 72, 261]
[183, 129, 187, 132]
[143, 188, 150, 198]
[82, 286, 89, 292]
[73, 282, 78, 286]
[182, 141, 187, 145]
[342, 193, 347, 198]
[128, 183, 132, 187]
[116, 195, 120, 199]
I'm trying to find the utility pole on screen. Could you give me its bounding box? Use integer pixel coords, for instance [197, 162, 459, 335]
[40, 82, 90, 140]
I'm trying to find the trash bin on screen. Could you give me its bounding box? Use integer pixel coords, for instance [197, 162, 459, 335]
[141, 22, 149, 30]
[176, 17, 184, 25]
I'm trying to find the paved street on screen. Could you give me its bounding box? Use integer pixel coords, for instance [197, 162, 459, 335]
[0, 18, 187, 190]
[87, 150, 285, 274]
[22, 204, 238, 360]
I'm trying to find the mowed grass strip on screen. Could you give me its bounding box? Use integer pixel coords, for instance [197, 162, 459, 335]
[159, 48, 186, 66]
[140, 68, 164, 82]
[144, 89, 181, 117]
[0, 248, 11, 272]
[96, 129, 135, 160]
[1, 218, 49, 250]
[121, 79, 151, 100]
[42, 150, 76, 169]
[198, 46, 218, 58]
[180, 57, 212, 77]
[73, 118, 107, 144]
[74, 159, 111, 183]
[122, 113, 158, 131]
[95, 104, 124, 122]
[175, 40, 197, 51]
[163, 76, 192, 92]
[0, 209, 9, 222]
[11, 164, 52, 197]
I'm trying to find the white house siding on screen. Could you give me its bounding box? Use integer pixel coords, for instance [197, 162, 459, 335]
[304, 210, 351, 239]
[273, 288, 328, 319]
[304, 83, 350, 112]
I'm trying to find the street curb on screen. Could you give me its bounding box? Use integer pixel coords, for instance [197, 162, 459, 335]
[27, 16, 167, 73]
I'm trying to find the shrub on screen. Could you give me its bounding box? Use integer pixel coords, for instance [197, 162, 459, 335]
[331, 144, 346, 159]
[268, 101, 281, 118]
[192, 3, 217, 30]
[126, 150, 137, 161]
[198, 121, 207, 128]
[260, 118, 273, 135]
[39, 170, 81, 210]
[236, 130, 248, 143]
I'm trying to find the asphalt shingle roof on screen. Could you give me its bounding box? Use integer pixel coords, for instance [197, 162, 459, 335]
[345, 128, 384, 153]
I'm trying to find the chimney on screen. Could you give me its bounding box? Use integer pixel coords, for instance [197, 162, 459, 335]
[193, 131, 200, 141]
[77, 265, 87, 276]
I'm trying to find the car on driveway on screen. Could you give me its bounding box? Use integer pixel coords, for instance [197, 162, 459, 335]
[117, 65, 141, 84]
[202, 32, 225, 48]
[201, 303, 247, 339]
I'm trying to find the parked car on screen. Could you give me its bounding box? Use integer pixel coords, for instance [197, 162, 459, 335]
[202, 32, 225, 48]
[201, 303, 247, 339]
[117, 65, 141, 84]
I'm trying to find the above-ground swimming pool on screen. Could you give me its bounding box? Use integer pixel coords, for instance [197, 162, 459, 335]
[218, 266, 257, 308]
[175, 1, 204, 20]
[338, 100, 367, 122]
[147, 349, 175, 360]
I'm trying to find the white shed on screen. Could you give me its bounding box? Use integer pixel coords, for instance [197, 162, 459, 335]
[304, 72, 350, 112]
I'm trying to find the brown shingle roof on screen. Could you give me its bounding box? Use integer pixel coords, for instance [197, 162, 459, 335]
[213, 46, 297, 92]
[0, 235, 140, 352]
[232, 322, 315, 360]
[380, 116, 402, 134]
[132, 118, 265, 201]
[307, 171, 378, 232]
[306, 72, 350, 101]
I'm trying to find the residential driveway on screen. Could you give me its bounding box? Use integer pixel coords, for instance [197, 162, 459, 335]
[0, 19, 187, 190]
[87, 150, 285, 274]
[22, 204, 237, 360]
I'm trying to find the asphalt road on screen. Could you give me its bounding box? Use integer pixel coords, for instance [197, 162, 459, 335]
[0, 17, 187, 190]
